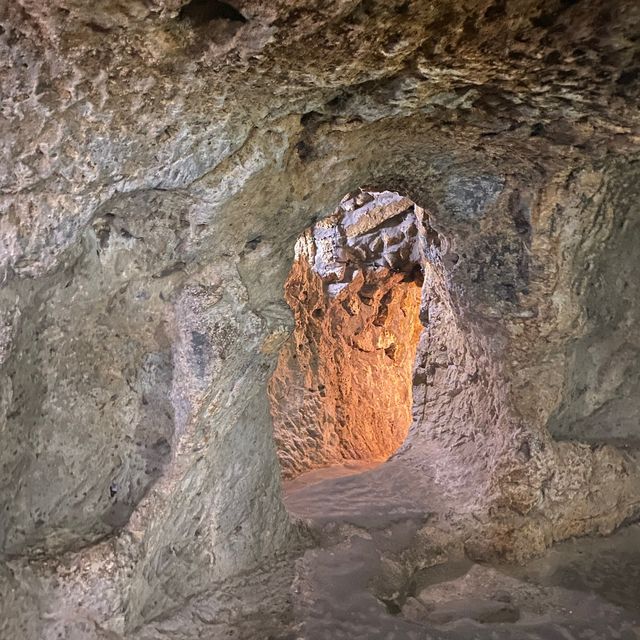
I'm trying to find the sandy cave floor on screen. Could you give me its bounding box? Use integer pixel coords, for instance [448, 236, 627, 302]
[283, 461, 640, 639]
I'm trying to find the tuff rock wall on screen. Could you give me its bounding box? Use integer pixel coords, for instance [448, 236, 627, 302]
[1, 0, 639, 638]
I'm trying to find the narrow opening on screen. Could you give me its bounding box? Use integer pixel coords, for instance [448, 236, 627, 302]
[269, 190, 424, 481]
[178, 0, 247, 25]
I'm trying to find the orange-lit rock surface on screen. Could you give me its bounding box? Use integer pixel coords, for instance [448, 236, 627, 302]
[270, 259, 421, 477]
[269, 191, 422, 477]
[269, 191, 423, 477]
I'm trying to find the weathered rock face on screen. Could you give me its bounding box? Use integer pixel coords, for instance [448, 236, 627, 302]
[401, 161, 640, 560]
[269, 192, 423, 477]
[1, 0, 640, 637]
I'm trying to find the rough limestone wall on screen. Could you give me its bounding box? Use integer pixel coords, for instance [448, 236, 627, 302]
[0, 0, 639, 637]
[547, 160, 640, 444]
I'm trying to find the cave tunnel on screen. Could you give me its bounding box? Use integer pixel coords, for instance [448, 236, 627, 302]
[270, 190, 424, 480]
[2, 1, 640, 639]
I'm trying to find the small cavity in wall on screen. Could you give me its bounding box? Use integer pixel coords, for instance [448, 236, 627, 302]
[269, 190, 425, 478]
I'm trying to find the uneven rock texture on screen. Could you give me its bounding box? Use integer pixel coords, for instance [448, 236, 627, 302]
[285, 465, 640, 639]
[270, 192, 422, 477]
[0, 0, 640, 638]
[402, 163, 640, 561]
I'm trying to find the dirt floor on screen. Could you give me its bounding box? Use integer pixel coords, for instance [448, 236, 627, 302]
[284, 461, 640, 639]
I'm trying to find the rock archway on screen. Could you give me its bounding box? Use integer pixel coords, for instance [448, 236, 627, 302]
[270, 191, 423, 477]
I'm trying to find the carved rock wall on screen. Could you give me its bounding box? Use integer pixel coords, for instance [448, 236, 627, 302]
[402, 161, 640, 561]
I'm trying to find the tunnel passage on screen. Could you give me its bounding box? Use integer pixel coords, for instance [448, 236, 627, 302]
[269, 191, 424, 478]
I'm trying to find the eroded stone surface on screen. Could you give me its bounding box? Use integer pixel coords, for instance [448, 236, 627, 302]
[1, 0, 640, 638]
[286, 468, 640, 640]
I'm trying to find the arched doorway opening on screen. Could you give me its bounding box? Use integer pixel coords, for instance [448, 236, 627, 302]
[269, 190, 424, 480]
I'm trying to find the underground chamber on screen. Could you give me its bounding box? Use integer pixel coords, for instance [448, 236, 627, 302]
[3, 2, 640, 639]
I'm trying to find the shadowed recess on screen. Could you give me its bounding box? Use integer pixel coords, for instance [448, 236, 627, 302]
[178, 0, 248, 25]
